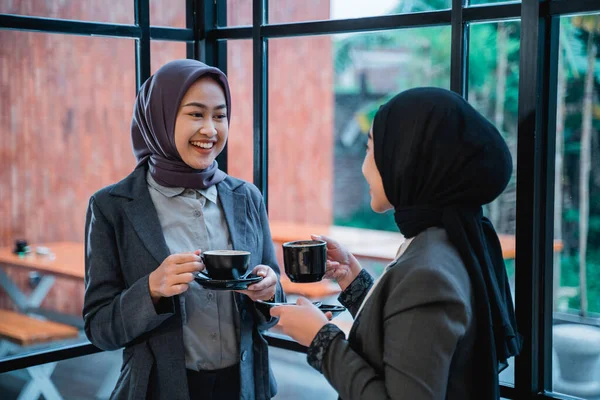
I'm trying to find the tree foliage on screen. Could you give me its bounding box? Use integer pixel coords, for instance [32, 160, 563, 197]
[332, 3, 600, 315]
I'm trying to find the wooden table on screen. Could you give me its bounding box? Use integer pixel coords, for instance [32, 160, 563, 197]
[269, 221, 564, 298]
[269, 221, 563, 261]
[0, 242, 84, 312]
[0, 243, 85, 400]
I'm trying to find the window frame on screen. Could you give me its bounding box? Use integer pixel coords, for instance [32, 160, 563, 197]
[2, 1, 600, 399]
[0, 0, 199, 374]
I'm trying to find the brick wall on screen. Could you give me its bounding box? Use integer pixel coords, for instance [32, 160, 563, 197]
[227, 0, 334, 225]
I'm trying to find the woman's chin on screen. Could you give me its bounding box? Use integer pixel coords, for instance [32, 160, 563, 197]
[370, 202, 385, 214]
[184, 158, 214, 170]
[196, 163, 212, 170]
[370, 201, 393, 214]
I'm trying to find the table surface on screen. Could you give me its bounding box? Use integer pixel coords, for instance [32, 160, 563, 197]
[0, 242, 85, 280]
[0, 226, 563, 297]
[269, 221, 563, 262]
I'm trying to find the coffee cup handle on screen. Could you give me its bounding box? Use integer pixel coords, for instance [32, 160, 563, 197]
[197, 254, 210, 279]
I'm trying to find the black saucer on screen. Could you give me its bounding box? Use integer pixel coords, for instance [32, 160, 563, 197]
[254, 301, 345, 320]
[194, 273, 263, 290]
[317, 304, 346, 319]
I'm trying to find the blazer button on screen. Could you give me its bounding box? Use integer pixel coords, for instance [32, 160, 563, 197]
[241, 350, 248, 362]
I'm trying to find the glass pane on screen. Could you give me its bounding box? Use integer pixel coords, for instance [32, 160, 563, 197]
[0, 31, 136, 362]
[267, 28, 450, 323]
[226, 40, 254, 182]
[0, 350, 123, 399]
[0, 0, 133, 24]
[468, 0, 520, 5]
[270, 347, 338, 399]
[150, 41, 187, 74]
[0, 346, 339, 399]
[269, 0, 450, 24]
[552, 13, 600, 399]
[151, 0, 186, 27]
[227, 0, 253, 26]
[468, 20, 521, 386]
[332, 27, 451, 241]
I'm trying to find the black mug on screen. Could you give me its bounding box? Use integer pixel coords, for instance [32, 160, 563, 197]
[282, 240, 327, 283]
[13, 239, 29, 255]
[200, 250, 251, 280]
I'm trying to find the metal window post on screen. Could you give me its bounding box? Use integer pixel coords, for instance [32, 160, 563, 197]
[252, 0, 269, 208]
[515, 0, 558, 396]
[451, 0, 468, 96]
[134, 0, 151, 92]
[200, 0, 229, 172]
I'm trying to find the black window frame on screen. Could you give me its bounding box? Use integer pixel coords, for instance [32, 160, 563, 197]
[2, 1, 600, 398]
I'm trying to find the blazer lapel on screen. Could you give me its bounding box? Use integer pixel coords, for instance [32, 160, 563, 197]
[218, 183, 249, 252]
[123, 197, 171, 265]
[112, 167, 171, 266]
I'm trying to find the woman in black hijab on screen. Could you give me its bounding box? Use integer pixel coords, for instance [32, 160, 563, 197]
[272, 87, 522, 399]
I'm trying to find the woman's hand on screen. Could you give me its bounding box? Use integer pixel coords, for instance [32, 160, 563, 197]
[270, 297, 329, 347]
[236, 264, 277, 301]
[312, 234, 362, 292]
[148, 250, 204, 303]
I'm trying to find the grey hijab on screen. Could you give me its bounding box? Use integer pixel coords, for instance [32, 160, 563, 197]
[131, 59, 229, 189]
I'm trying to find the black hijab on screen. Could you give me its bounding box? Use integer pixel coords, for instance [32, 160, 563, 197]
[372, 87, 522, 399]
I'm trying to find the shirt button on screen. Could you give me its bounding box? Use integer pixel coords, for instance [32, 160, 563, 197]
[211, 333, 217, 341]
[207, 292, 213, 301]
[241, 350, 248, 362]
[193, 209, 202, 217]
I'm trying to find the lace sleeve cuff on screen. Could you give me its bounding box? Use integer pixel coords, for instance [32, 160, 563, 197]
[307, 323, 344, 373]
[338, 269, 374, 316]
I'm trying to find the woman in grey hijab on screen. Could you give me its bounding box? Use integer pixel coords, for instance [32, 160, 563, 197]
[83, 59, 284, 400]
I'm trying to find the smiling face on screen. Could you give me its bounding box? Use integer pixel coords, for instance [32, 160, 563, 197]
[174, 76, 228, 170]
[362, 126, 393, 213]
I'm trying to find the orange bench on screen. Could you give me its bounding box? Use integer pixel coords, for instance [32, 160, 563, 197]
[0, 309, 79, 346]
[0, 309, 81, 400]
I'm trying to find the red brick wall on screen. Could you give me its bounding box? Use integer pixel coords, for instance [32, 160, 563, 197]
[225, 40, 255, 183]
[227, 0, 334, 225]
[267, 35, 334, 225]
[0, 1, 332, 314]
[268, 0, 331, 23]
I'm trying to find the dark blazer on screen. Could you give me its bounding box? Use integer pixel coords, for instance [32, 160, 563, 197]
[313, 227, 476, 400]
[82, 166, 284, 400]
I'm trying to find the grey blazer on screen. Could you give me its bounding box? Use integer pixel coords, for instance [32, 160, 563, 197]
[82, 166, 284, 400]
[309, 227, 476, 400]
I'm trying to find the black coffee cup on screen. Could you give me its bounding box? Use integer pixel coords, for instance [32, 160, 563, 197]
[282, 240, 327, 283]
[13, 239, 29, 255]
[200, 250, 251, 280]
